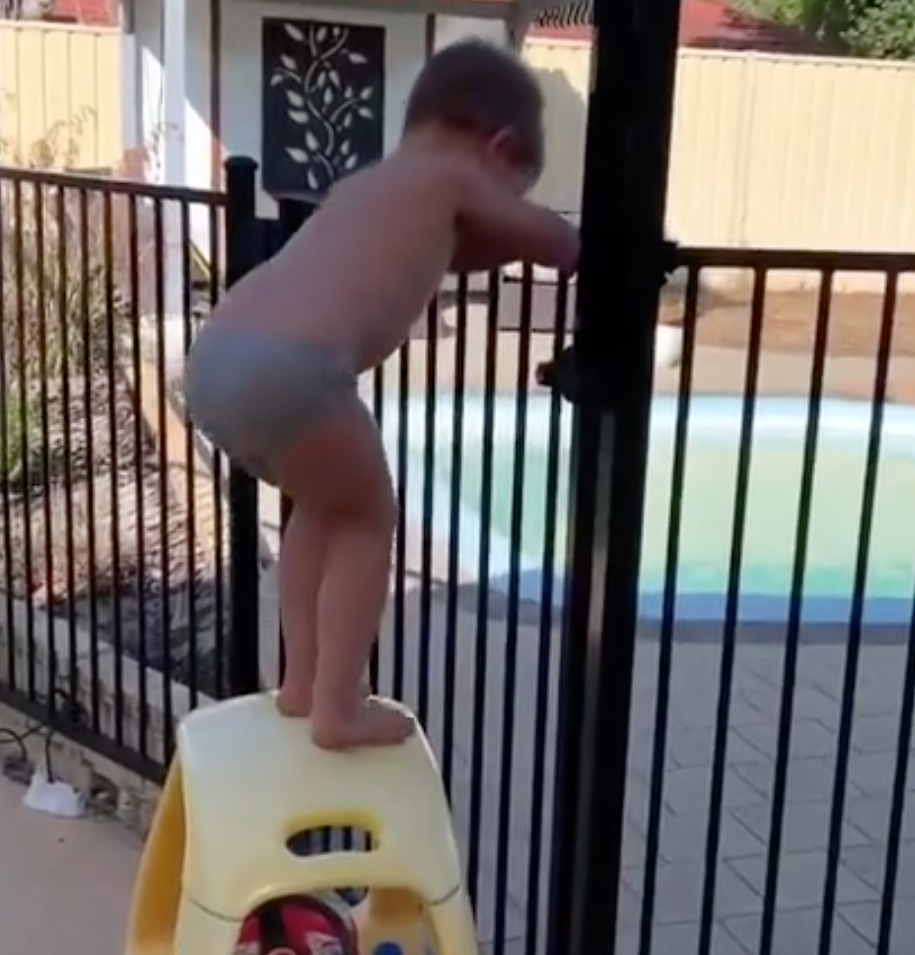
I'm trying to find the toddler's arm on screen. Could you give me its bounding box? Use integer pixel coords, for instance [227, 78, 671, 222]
[450, 162, 580, 273]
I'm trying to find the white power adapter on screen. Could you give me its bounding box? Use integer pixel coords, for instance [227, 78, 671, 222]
[22, 770, 85, 818]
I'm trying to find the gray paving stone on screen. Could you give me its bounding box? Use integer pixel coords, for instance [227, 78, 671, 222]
[665, 726, 762, 769]
[846, 793, 915, 842]
[663, 765, 765, 815]
[732, 756, 853, 803]
[840, 898, 915, 949]
[616, 880, 644, 929]
[737, 681, 839, 725]
[724, 906, 875, 955]
[626, 775, 652, 832]
[659, 809, 764, 863]
[855, 651, 909, 697]
[854, 678, 908, 717]
[784, 652, 847, 695]
[728, 851, 877, 911]
[736, 719, 838, 760]
[623, 861, 761, 924]
[851, 715, 905, 754]
[623, 823, 649, 869]
[671, 692, 766, 732]
[617, 921, 748, 955]
[845, 750, 914, 796]
[731, 801, 870, 853]
[842, 841, 915, 896]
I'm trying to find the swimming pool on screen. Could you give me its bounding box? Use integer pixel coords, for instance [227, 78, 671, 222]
[378, 394, 915, 626]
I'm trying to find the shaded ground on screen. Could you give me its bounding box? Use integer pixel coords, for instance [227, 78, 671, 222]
[0, 772, 139, 955]
[690, 289, 915, 360]
[490, 281, 915, 360]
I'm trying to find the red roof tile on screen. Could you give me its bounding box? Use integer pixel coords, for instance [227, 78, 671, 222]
[533, 0, 836, 54]
[48, 0, 116, 26]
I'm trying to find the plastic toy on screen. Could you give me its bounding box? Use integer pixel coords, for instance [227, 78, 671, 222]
[127, 692, 478, 955]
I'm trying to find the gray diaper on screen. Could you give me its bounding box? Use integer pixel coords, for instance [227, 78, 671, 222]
[184, 324, 356, 483]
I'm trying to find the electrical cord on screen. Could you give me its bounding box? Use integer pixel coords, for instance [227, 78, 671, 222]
[0, 688, 89, 783]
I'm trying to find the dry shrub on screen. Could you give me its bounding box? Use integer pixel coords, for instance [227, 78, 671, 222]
[0, 115, 138, 486]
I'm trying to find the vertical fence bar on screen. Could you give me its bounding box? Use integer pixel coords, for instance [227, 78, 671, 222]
[818, 271, 899, 955]
[466, 270, 501, 908]
[103, 191, 125, 743]
[876, 582, 915, 953]
[440, 275, 469, 794]
[493, 264, 535, 955]
[524, 273, 571, 955]
[639, 265, 701, 955]
[369, 350, 386, 693]
[153, 198, 174, 759]
[545, 0, 682, 952]
[126, 193, 150, 757]
[697, 267, 767, 955]
[757, 270, 834, 955]
[34, 183, 57, 720]
[12, 179, 37, 702]
[78, 186, 101, 731]
[417, 296, 439, 728]
[0, 179, 16, 688]
[391, 340, 411, 701]
[207, 199, 227, 699]
[180, 200, 200, 707]
[224, 157, 262, 697]
[55, 185, 79, 714]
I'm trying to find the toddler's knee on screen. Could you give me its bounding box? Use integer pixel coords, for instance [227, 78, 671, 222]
[334, 482, 397, 537]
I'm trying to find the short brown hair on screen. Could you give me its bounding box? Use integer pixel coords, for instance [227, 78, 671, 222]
[404, 39, 544, 179]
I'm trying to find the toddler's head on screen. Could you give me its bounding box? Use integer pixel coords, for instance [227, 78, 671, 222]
[403, 39, 545, 194]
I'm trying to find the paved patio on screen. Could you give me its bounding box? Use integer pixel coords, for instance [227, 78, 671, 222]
[0, 773, 139, 955]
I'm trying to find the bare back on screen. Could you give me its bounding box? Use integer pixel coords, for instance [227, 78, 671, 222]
[214, 151, 457, 373]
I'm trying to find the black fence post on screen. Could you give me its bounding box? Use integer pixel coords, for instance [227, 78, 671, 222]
[543, 1, 682, 955]
[224, 155, 262, 697]
[272, 195, 319, 686]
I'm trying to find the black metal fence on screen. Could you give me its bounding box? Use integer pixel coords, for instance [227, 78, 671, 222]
[1, 156, 915, 955]
[0, 165, 231, 777]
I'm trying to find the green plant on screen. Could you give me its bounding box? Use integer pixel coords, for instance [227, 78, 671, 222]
[0, 114, 131, 486]
[844, 0, 915, 58]
[734, 0, 915, 58]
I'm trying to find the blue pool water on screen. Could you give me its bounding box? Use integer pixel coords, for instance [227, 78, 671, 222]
[377, 395, 915, 625]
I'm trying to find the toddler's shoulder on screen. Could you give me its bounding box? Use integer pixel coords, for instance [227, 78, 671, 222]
[384, 149, 475, 201]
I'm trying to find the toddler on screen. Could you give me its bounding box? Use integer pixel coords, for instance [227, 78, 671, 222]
[185, 38, 580, 750]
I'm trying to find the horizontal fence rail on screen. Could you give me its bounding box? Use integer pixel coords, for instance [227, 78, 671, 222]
[0, 159, 913, 955]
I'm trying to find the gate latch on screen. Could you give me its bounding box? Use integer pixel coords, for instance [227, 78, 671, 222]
[536, 346, 610, 407]
[536, 239, 680, 407]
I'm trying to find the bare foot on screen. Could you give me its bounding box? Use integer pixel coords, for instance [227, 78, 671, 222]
[276, 678, 372, 719]
[311, 696, 415, 750]
[276, 684, 312, 718]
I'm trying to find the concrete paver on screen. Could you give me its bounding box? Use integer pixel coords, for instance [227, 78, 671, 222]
[0, 774, 140, 955]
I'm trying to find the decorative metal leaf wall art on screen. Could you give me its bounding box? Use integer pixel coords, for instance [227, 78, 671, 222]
[261, 17, 385, 197]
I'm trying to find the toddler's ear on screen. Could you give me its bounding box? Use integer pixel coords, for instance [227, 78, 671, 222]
[485, 127, 520, 162]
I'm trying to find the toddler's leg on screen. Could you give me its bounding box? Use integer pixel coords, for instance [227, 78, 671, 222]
[275, 506, 329, 717]
[269, 397, 413, 750]
[310, 412, 412, 750]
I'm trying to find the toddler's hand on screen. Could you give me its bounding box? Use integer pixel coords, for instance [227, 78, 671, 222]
[554, 219, 581, 276]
